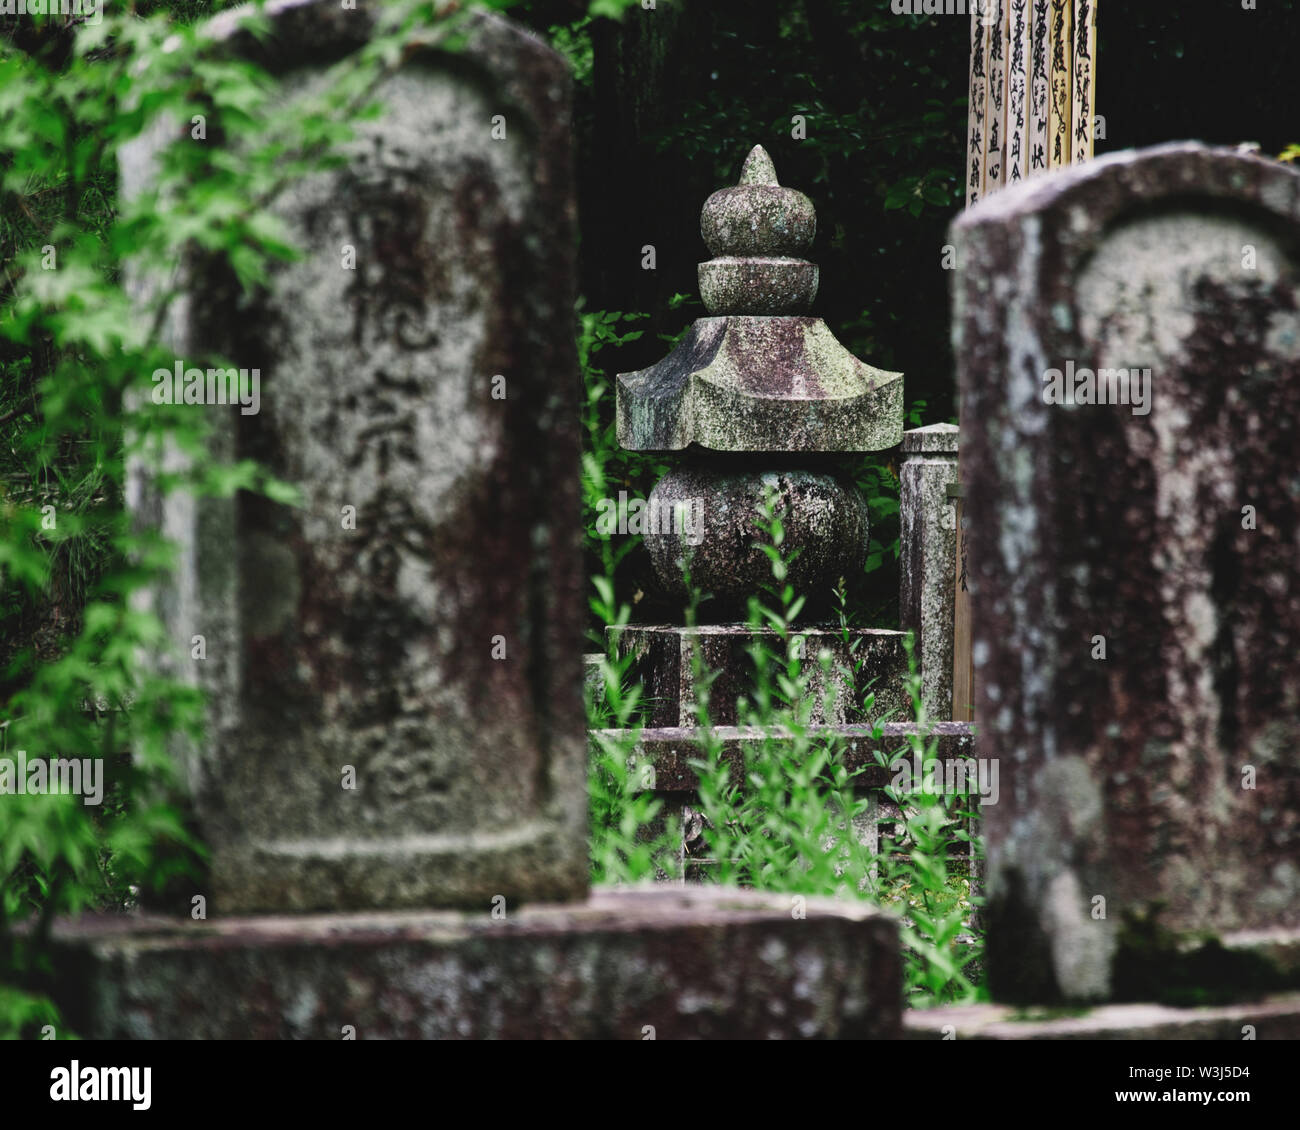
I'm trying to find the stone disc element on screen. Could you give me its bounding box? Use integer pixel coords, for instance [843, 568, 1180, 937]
[697, 256, 818, 315]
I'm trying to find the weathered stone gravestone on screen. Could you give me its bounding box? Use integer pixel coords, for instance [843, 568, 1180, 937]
[954, 142, 1300, 1004]
[55, 1, 903, 1039]
[125, 0, 587, 912]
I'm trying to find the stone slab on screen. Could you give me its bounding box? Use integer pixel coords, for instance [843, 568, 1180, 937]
[596, 721, 981, 792]
[50, 888, 901, 1039]
[591, 723, 983, 882]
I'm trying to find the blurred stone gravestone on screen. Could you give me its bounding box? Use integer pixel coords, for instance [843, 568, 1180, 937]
[124, 0, 588, 914]
[952, 142, 1300, 1011]
[51, 0, 900, 1039]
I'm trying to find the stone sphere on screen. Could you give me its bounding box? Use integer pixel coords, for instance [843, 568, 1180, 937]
[701, 184, 816, 258]
[643, 466, 868, 606]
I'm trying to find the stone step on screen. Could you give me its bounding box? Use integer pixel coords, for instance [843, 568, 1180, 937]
[591, 721, 980, 792]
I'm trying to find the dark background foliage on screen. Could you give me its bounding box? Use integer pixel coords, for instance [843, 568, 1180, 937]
[517, 0, 1300, 420]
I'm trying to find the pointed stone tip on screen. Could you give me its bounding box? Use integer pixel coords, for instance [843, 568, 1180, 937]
[739, 145, 779, 186]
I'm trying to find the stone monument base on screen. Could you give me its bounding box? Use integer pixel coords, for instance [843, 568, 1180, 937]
[609, 625, 909, 727]
[49, 887, 901, 1039]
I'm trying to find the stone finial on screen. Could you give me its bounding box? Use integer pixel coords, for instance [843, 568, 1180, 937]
[738, 144, 779, 185]
[700, 146, 815, 259]
[699, 146, 817, 313]
[618, 145, 903, 454]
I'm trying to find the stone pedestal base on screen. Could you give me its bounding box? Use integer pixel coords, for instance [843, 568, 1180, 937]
[50, 887, 901, 1039]
[610, 625, 908, 727]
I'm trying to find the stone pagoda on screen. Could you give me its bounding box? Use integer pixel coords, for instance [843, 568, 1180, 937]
[614, 146, 908, 725]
